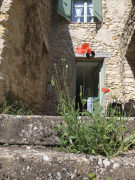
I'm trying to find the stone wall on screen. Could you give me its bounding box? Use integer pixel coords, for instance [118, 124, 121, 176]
[119, 4, 135, 116]
[45, 0, 134, 114]
[0, 115, 134, 145]
[0, 0, 51, 114]
[0, 115, 135, 180]
[0, 0, 135, 115]
[1, 146, 135, 180]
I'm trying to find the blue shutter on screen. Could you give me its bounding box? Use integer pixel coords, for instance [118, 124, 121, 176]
[93, 0, 102, 22]
[57, 0, 71, 21]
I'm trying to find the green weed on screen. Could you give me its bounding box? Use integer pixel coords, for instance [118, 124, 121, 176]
[0, 91, 34, 115]
[52, 59, 135, 158]
[88, 172, 111, 180]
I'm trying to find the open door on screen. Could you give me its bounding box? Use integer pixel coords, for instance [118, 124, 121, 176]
[75, 61, 103, 114]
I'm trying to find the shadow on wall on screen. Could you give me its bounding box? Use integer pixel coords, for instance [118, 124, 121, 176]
[125, 32, 135, 117]
[124, 100, 135, 117]
[45, 0, 75, 115]
[127, 60, 135, 78]
[0, 1, 2, 7]
[132, 0, 135, 5]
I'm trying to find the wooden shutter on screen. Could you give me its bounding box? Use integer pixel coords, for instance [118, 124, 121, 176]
[93, 0, 102, 22]
[57, 0, 71, 21]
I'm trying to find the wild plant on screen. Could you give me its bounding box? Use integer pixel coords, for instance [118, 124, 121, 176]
[52, 59, 135, 158]
[0, 91, 34, 115]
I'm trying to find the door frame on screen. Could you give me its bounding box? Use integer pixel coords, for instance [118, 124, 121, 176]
[74, 59, 104, 111]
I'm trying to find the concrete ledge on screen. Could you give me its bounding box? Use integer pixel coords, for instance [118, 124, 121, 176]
[0, 115, 135, 145]
[0, 147, 135, 180]
[0, 115, 62, 145]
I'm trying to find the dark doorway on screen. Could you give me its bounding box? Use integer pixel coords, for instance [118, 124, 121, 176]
[75, 61, 103, 114]
[125, 31, 135, 116]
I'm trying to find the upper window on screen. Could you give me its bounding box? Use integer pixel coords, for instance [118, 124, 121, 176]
[57, 0, 102, 22]
[72, 0, 94, 22]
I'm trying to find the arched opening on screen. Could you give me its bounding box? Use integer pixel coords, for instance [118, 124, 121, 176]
[126, 32, 135, 62]
[124, 31, 135, 116]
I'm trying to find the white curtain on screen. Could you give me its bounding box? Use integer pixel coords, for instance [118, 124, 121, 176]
[75, 7, 83, 22]
[74, 0, 83, 22]
[89, 5, 94, 22]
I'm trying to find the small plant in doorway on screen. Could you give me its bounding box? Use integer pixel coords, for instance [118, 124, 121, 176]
[52, 59, 135, 158]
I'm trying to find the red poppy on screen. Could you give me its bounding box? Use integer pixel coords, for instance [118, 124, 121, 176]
[101, 88, 110, 93]
[74, 43, 92, 54]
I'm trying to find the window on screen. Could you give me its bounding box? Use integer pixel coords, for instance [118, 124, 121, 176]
[57, 0, 102, 22]
[72, 0, 94, 22]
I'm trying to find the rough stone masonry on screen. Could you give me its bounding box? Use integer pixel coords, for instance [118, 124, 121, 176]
[45, 0, 135, 115]
[0, 0, 51, 114]
[0, 1, 135, 179]
[0, 115, 135, 180]
[0, 0, 135, 114]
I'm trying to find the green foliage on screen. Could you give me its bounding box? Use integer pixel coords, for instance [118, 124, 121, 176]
[112, 131, 135, 157]
[52, 59, 135, 158]
[88, 172, 111, 180]
[107, 103, 125, 117]
[106, 177, 111, 180]
[88, 172, 97, 180]
[0, 92, 34, 115]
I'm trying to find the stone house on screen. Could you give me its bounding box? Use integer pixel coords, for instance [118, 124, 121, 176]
[0, 0, 135, 115]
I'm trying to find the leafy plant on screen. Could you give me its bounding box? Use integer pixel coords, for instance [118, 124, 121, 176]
[88, 172, 97, 180]
[52, 59, 135, 158]
[88, 172, 111, 180]
[0, 91, 34, 115]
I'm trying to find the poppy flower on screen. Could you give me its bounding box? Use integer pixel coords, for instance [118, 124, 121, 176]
[74, 43, 92, 55]
[101, 88, 110, 93]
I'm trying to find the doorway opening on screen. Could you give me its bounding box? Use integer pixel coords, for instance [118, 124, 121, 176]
[75, 61, 103, 114]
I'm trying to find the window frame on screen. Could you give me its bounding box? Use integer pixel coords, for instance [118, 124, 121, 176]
[57, 0, 102, 23]
[72, 0, 94, 23]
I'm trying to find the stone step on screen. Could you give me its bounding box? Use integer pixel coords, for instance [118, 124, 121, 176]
[0, 146, 135, 180]
[0, 115, 61, 145]
[0, 115, 135, 145]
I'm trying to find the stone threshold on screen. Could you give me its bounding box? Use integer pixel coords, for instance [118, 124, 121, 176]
[0, 146, 135, 180]
[75, 52, 110, 58]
